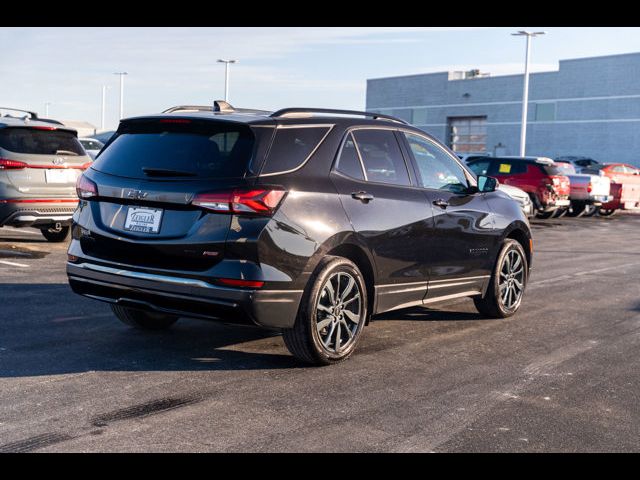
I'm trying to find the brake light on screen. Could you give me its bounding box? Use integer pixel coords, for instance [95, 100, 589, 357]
[193, 188, 286, 215]
[32, 126, 57, 130]
[81, 161, 93, 170]
[76, 174, 98, 199]
[0, 158, 28, 170]
[215, 278, 265, 288]
[159, 119, 192, 124]
[587, 182, 592, 193]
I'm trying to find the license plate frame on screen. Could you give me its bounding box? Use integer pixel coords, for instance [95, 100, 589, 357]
[123, 206, 164, 234]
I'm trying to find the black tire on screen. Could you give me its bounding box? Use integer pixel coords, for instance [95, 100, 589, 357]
[567, 202, 586, 217]
[535, 211, 554, 219]
[552, 208, 568, 218]
[40, 225, 70, 242]
[474, 239, 528, 319]
[583, 205, 598, 217]
[598, 208, 617, 217]
[110, 304, 179, 330]
[282, 256, 368, 366]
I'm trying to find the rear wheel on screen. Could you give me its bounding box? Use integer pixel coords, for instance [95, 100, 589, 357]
[583, 205, 598, 217]
[567, 202, 586, 217]
[282, 256, 368, 366]
[40, 225, 70, 242]
[111, 305, 179, 330]
[474, 239, 528, 318]
[598, 208, 617, 217]
[535, 210, 555, 219]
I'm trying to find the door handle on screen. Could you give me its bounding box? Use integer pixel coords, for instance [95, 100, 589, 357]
[433, 198, 449, 208]
[351, 191, 374, 203]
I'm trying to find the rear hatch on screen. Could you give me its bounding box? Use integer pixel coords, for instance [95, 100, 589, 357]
[0, 126, 89, 197]
[81, 117, 263, 271]
[541, 164, 570, 197]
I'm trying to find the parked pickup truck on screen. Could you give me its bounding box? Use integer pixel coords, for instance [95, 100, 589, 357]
[553, 160, 611, 217]
[465, 156, 570, 219]
[584, 163, 640, 216]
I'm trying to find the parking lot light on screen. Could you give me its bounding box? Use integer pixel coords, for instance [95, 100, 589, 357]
[113, 72, 128, 120]
[512, 31, 546, 157]
[217, 59, 237, 102]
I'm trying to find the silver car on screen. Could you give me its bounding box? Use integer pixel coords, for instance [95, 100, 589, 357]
[0, 108, 91, 242]
[498, 183, 534, 218]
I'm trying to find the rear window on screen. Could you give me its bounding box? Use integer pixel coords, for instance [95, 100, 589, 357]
[0, 127, 84, 156]
[541, 164, 564, 176]
[554, 162, 576, 174]
[91, 121, 255, 179]
[260, 126, 330, 175]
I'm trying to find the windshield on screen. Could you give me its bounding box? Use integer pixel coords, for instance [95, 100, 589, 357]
[0, 127, 84, 156]
[91, 120, 255, 179]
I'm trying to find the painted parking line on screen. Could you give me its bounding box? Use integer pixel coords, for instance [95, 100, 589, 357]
[0, 260, 30, 268]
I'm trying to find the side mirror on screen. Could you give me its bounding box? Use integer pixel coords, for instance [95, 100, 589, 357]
[477, 175, 499, 193]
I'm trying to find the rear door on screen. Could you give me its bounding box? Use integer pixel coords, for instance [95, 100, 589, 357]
[0, 127, 89, 197]
[399, 132, 496, 302]
[330, 128, 434, 312]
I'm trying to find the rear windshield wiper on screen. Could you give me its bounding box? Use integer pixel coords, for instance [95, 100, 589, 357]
[142, 167, 197, 177]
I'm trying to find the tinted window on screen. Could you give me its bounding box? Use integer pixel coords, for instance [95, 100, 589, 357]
[491, 160, 527, 175]
[336, 133, 364, 180]
[260, 126, 330, 175]
[404, 133, 468, 193]
[92, 121, 254, 179]
[467, 159, 491, 176]
[554, 162, 576, 174]
[540, 164, 563, 176]
[574, 159, 597, 167]
[0, 127, 84, 156]
[352, 129, 410, 186]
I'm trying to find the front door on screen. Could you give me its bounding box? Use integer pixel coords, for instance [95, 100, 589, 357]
[399, 132, 497, 303]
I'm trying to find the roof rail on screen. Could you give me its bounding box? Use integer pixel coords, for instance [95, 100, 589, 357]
[162, 101, 270, 116]
[269, 108, 410, 125]
[0, 107, 39, 119]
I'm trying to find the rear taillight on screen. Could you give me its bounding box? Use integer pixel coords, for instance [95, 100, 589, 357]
[193, 188, 286, 216]
[81, 161, 93, 170]
[76, 174, 98, 199]
[215, 278, 265, 288]
[0, 158, 28, 170]
[587, 182, 592, 193]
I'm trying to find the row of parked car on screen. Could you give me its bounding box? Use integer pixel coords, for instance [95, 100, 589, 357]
[459, 154, 640, 219]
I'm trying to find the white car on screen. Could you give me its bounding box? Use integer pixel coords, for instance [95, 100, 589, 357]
[498, 183, 534, 218]
[79, 137, 104, 160]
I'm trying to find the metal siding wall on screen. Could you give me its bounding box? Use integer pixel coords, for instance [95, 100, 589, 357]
[366, 53, 640, 166]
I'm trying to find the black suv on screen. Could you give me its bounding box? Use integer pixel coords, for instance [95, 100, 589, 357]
[67, 102, 532, 365]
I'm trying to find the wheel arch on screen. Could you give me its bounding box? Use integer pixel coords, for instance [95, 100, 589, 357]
[502, 222, 532, 269]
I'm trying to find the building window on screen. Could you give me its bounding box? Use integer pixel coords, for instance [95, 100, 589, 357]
[447, 116, 487, 153]
[535, 102, 556, 121]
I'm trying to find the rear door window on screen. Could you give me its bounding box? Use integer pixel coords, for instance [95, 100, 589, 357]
[260, 126, 331, 175]
[467, 158, 491, 177]
[335, 133, 365, 180]
[352, 129, 411, 186]
[91, 120, 254, 179]
[0, 127, 84, 156]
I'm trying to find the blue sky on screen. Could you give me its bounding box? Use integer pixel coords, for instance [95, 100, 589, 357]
[2, 27, 640, 130]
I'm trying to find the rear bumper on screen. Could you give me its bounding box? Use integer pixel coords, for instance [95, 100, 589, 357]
[0, 199, 78, 228]
[66, 260, 303, 329]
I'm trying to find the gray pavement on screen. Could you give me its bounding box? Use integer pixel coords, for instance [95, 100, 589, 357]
[0, 214, 639, 452]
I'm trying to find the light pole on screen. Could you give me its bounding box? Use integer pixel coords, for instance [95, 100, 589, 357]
[512, 31, 545, 157]
[217, 59, 236, 102]
[113, 72, 128, 119]
[44, 102, 51, 117]
[100, 85, 111, 131]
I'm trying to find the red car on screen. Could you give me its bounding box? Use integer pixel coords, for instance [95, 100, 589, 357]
[466, 156, 570, 218]
[594, 163, 640, 215]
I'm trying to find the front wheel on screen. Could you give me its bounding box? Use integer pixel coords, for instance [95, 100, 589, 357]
[282, 256, 368, 366]
[474, 239, 528, 318]
[40, 225, 70, 242]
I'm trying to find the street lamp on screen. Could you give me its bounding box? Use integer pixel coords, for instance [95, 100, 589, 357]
[217, 59, 237, 102]
[512, 30, 546, 157]
[44, 102, 51, 117]
[113, 72, 128, 119]
[100, 85, 111, 131]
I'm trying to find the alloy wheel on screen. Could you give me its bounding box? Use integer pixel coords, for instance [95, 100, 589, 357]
[316, 272, 362, 354]
[499, 249, 525, 310]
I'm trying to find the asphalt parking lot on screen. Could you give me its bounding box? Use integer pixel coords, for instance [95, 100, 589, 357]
[0, 214, 639, 452]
